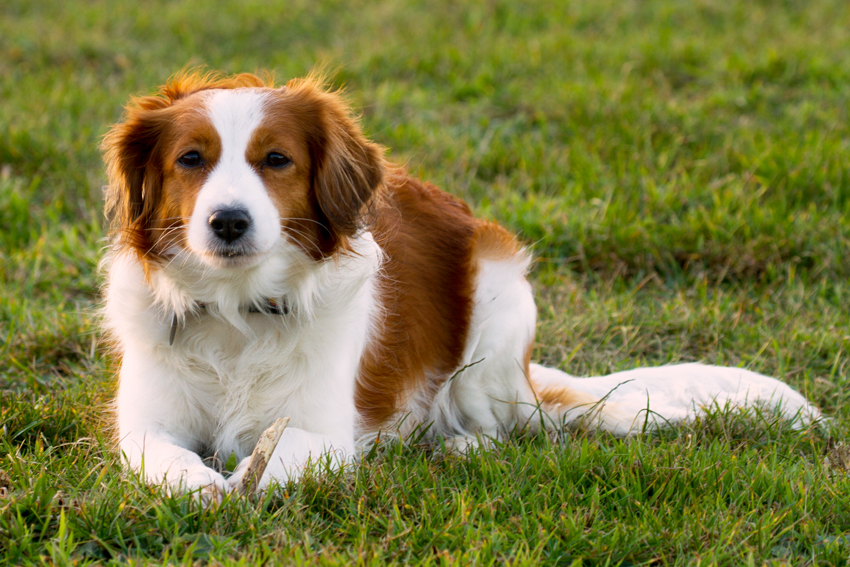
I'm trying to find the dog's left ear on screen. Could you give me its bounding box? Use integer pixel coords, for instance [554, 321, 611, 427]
[287, 79, 385, 254]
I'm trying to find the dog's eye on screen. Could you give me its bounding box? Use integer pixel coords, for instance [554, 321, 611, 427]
[178, 151, 203, 168]
[264, 152, 292, 169]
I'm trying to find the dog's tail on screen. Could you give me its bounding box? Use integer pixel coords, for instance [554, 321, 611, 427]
[528, 363, 821, 435]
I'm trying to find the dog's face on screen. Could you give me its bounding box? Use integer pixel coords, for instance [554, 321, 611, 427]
[165, 88, 315, 268]
[102, 72, 384, 270]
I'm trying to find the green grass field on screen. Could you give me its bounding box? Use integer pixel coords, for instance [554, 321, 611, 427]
[2, 0, 850, 564]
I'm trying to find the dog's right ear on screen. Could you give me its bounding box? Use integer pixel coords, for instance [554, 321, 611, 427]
[101, 96, 172, 258]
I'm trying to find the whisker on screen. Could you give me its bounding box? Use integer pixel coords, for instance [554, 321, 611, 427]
[151, 227, 186, 250]
[280, 226, 324, 256]
[155, 216, 192, 222]
[280, 217, 329, 228]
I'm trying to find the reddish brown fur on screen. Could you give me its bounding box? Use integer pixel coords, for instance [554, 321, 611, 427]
[356, 171, 482, 428]
[471, 221, 525, 262]
[355, 179, 536, 428]
[534, 384, 596, 411]
[267, 78, 385, 258]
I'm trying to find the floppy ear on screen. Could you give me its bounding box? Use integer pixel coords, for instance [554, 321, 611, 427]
[288, 79, 385, 255]
[101, 97, 172, 258]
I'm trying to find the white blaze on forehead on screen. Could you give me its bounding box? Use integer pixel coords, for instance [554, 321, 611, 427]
[187, 89, 282, 261]
[206, 89, 269, 171]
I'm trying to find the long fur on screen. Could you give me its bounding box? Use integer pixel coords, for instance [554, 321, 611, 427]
[101, 71, 821, 499]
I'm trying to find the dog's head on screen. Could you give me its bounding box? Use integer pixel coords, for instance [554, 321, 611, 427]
[102, 71, 384, 271]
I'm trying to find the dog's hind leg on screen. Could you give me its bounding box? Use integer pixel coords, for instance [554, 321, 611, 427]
[426, 227, 543, 446]
[426, 222, 821, 446]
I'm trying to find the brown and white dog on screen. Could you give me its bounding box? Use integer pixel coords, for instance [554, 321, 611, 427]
[101, 71, 819, 498]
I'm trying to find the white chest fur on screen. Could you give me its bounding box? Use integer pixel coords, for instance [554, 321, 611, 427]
[104, 235, 382, 460]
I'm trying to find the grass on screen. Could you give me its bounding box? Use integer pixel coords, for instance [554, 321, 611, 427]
[1, 0, 850, 564]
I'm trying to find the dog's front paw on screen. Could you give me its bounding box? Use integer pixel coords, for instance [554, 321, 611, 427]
[171, 466, 231, 504]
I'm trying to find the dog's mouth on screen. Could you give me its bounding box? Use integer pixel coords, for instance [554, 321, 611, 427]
[204, 244, 263, 267]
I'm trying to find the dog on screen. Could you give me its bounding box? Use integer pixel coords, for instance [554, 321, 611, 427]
[101, 71, 820, 499]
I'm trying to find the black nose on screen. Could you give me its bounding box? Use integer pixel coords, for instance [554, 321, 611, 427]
[208, 209, 251, 243]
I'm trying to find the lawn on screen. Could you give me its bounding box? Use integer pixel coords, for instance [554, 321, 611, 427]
[2, 0, 850, 564]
